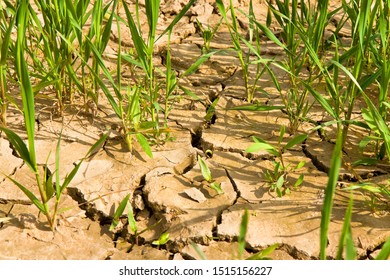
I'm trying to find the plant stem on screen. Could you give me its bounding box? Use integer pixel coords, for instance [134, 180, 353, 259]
[0, 66, 6, 126]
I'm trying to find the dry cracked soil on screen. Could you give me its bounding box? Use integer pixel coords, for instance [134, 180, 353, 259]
[1, 0, 390, 260]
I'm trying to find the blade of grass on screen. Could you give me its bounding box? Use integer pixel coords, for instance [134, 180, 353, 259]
[15, 0, 37, 169]
[198, 155, 212, 182]
[238, 208, 249, 259]
[320, 126, 343, 259]
[0, 126, 35, 171]
[336, 194, 355, 259]
[5, 175, 46, 213]
[375, 237, 390, 260]
[110, 193, 131, 231]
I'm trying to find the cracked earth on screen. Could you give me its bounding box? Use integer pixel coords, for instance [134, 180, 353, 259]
[1, 0, 390, 260]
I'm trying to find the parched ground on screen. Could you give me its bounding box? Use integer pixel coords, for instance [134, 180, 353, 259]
[1, 0, 390, 260]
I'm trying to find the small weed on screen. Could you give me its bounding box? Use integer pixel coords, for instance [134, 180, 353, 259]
[197, 152, 223, 195]
[195, 17, 222, 54]
[246, 126, 307, 197]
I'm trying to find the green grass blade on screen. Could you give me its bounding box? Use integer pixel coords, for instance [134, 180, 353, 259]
[55, 131, 61, 199]
[122, 1, 148, 72]
[238, 209, 249, 259]
[180, 51, 218, 77]
[127, 204, 137, 233]
[152, 232, 170, 246]
[158, 0, 196, 41]
[375, 237, 390, 260]
[60, 133, 108, 194]
[0, 13, 15, 65]
[99, 0, 118, 53]
[145, 0, 160, 43]
[110, 193, 131, 231]
[135, 133, 153, 159]
[320, 127, 343, 259]
[336, 194, 354, 259]
[301, 80, 337, 120]
[284, 134, 307, 150]
[209, 182, 223, 195]
[85, 132, 109, 158]
[245, 142, 278, 155]
[197, 155, 212, 182]
[6, 175, 46, 214]
[246, 243, 279, 260]
[253, 18, 289, 53]
[178, 85, 202, 102]
[15, 0, 36, 168]
[0, 126, 36, 172]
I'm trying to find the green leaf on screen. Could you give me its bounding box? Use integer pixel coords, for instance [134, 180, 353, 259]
[253, 19, 289, 52]
[284, 134, 307, 150]
[6, 176, 46, 214]
[276, 187, 283, 197]
[198, 155, 212, 182]
[343, 183, 382, 194]
[247, 243, 279, 260]
[152, 232, 170, 246]
[60, 162, 83, 195]
[85, 133, 109, 158]
[320, 127, 343, 259]
[0, 126, 36, 172]
[180, 51, 218, 77]
[178, 85, 202, 102]
[15, 0, 37, 168]
[110, 194, 131, 231]
[127, 205, 137, 234]
[210, 182, 224, 195]
[158, 0, 196, 41]
[122, 2, 148, 72]
[278, 126, 286, 145]
[295, 160, 306, 170]
[336, 194, 355, 260]
[44, 164, 55, 202]
[135, 133, 153, 159]
[238, 209, 249, 259]
[252, 136, 267, 143]
[205, 97, 219, 122]
[294, 174, 304, 187]
[276, 175, 284, 189]
[352, 158, 378, 166]
[375, 236, 390, 260]
[0, 13, 15, 65]
[245, 142, 279, 156]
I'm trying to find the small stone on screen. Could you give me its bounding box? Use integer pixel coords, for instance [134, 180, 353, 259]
[133, 193, 145, 211]
[183, 187, 207, 203]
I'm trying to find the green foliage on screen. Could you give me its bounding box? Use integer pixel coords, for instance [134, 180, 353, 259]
[0, 1, 15, 126]
[152, 232, 170, 246]
[195, 17, 222, 54]
[216, 0, 270, 103]
[246, 126, 307, 197]
[110, 194, 131, 232]
[197, 154, 223, 195]
[319, 126, 343, 259]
